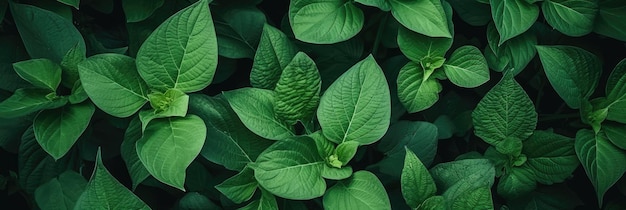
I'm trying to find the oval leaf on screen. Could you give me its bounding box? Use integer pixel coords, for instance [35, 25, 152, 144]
[523, 130, 579, 184]
[388, 0, 451, 38]
[542, 0, 598, 36]
[289, 0, 364, 44]
[34, 102, 95, 160]
[13, 58, 62, 91]
[317, 55, 391, 145]
[250, 24, 298, 90]
[397, 62, 442, 113]
[484, 23, 537, 74]
[490, 0, 539, 45]
[136, 0, 217, 92]
[274, 52, 321, 124]
[323, 171, 391, 210]
[443, 46, 489, 88]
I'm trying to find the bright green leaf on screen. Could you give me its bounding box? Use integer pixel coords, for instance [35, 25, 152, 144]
[34, 171, 87, 210]
[68, 81, 88, 104]
[593, 0, 626, 42]
[542, 0, 598, 36]
[323, 171, 391, 210]
[335, 141, 359, 166]
[252, 136, 326, 200]
[121, 0, 164, 22]
[490, 0, 539, 45]
[397, 62, 442, 113]
[136, 0, 217, 92]
[451, 186, 493, 210]
[355, 0, 391, 11]
[322, 165, 353, 180]
[13, 58, 62, 91]
[136, 115, 207, 191]
[215, 166, 257, 204]
[443, 46, 489, 88]
[289, 0, 364, 44]
[250, 24, 298, 90]
[34, 102, 94, 160]
[274, 52, 321, 124]
[397, 26, 452, 63]
[317, 55, 391, 145]
[536, 45, 601, 109]
[430, 159, 495, 209]
[78, 53, 149, 118]
[74, 149, 150, 209]
[120, 117, 150, 190]
[223, 88, 295, 140]
[214, 6, 266, 59]
[402, 148, 437, 209]
[0, 88, 67, 119]
[388, 0, 451, 38]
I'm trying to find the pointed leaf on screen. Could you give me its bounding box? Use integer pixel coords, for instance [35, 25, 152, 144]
[443, 46, 489, 88]
[60, 43, 87, 88]
[542, 0, 597, 36]
[397, 26, 452, 63]
[34, 171, 87, 210]
[388, 0, 451, 38]
[0, 88, 67, 119]
[323, 171, 391, 210]
[74, 149, 150, 209]
[536, 45, 601, 109]
[223, 88, 295, 140]
[274, 52, 321, 124]
[484, 23, 537, 74]
[607, 59, 626, 100]
[420, 196, 446, 210]
[78, 53, 149, 118]
[430, 159, 495, 209]
[317, 55, 391, 145]
[121, 117, 150, 190]
[402, 149, 437, 209]
[446, 0, 491, 26]
[136, 115, 207, 191]
[18, 126, 70, 194]
[34, 102, 94, 160]
[69, 81, 88, 104]
[214, 6, 266, 59]
[240, 188, 279, 210]
[289, 0, 364, 44]
[397, 62, 442, 113]
[215, 166, 258, 204]
[13, 58, 62, 91]
[490, 0, 539, 44]
[593, 0, 626, 42]
[121, 0, 164, 22]
[335, 141, 359, 165]
[177, 192, 220, 210]
[136, 0, 217, 92]
[251, 24, 298, 90]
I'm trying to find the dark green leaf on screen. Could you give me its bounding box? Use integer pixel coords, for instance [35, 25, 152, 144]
[177, 192, 220, 210]
[451, 186, 493, 210]
[69, 81, 88, 104]
[377, 121, 438, 177]
[523, 130, 579, 184]
[18, 126, 71, 194]
[605, 123, 626, 150]
[485, 23, 537, 74]
[34, 102, 94, 160]
[490, 0, 539, 44]
[497, 166, 537, 199]
[215, 167, 257, 204]
[240, 188, 278, 210]
[0, 36, 30, 92]
[446, 0, 491, 26]
[13, 58, 62, 91]
[402, 149, 436, 209]
[397, 62, 442, 113]
[323, 171, 391, 210]
[57, 0, 79, 9]
[593, 0, 626, 42]
[388, 0, 451, 38]
[34, 171, 87, 210]
[0, 88, 67, 119]
[430, 159, 495, 209]
[120, 117, 150, 190]
[214, 6, 266, 59]
[250, 24, 298, 90]
[542, 0, 597, 36]
[355, 0, 391, 11]
[121, 0, 164, 22]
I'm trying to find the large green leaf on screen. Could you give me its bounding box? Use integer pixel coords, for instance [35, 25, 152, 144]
[523, 130, 579, 185]
[604, 123, 626, 150]
[443, 46, 489, 88]
[430, 159, 495, 209]
[250, 24, 298, 90]
[317, 55, 391, 145]
[78, 53, 149, 118]
[388, 0, 451, 38]
[60, 42, 87, 89]
[575, 129, 626, 205]
[215, 166, 258, 204]
[490, 0, 539, 45]
[289, 0, 364, 44]
[451, 186, 493, 210]
[189, 94, 273, 170]
[136, 115, 207, 191]
[34, 102, 94, 160]
[497, 166, 537, 199]
[13, 58, 62, 91]
[274, 52, 321, 124]
[10, 2, 86, 63]
[593, 0, 626, 42]
[542, 0, 597, 36]
[18, 126, 71, 194]
[252, 136, 326, 200]
[214, 6, 266, 59]
[536, 45, 601, 109]
[401, 149, 436, 209]
[377, 121, 438, 177]
[472, 78, 537, 155]
[120, 117, 150, 190]
[484, 23, 537, 74]
[34, 171, 87, 210]
[136, 0, 217, 92]
[121, 0, 164, 22]
[74, 149, 150, 209]
[223, 88, 295, 140]
[323, 171, 391, 210]
[397, 62, 442, 113]
[0, 88, 67, 119]
[397, 26, 452, 63]
[446, 0, 491, 26]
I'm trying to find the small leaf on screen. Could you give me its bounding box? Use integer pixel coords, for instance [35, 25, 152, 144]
[136, 0, 217, 92]
[252, 136, 326, 200]
[490, 0, 539, 44]
[69, 81, 88, 104]
[13, 58, 62, 91]
[121, 0, 164, 22]
[78, 53, 149, 118]
[34, 102, 95, 160]
[136, 115, 207, 191]
[335, 141, 359, 166]
[388, 0, 451, 38]
[240, 188, 279, 210]
[0, 88, 67, 119]
[542, 0, 598, 36]
[141, 89, 189, 130]
[34, 171, 87, 210]
[355, 0, 391, 11]
[214, 6, 266, 59]
[323, 171, 391, 210]
[223, 88, 295, 140]
[215, 166, 257, 204]
[397, 26, 452, 63]
[402, 149, 437, 209]
[443, 46, 490, 88]
[317, 55, 390, 145]
[289, 0, 364, 44]
[74, 149, 150, 209]
[120, 117, 150, 190]
[60, 42, 87, 88]
[250, 24, 298, 90]
[322, 165, 353, 180]
[484, 23, 537, 74]
[274, 52, 321, 124]
[536, 45, 601, 109]
[593, 0, 626, 42]
[397, 62, 442, 113]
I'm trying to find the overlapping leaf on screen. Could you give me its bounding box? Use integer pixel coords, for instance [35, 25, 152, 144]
[13, 58, 62, 91]
[443, 46, 489, 88]
[397, 62, 442, 113]
[250, 24, 298, 90]
[388, 0, 451, 38]
[490, 0, 539, 45]
[289, 0, 364, 44]
[34, 102, 94, 160]
[274, 52, 321, 124]
[322, 171, 391, 210]
[401, 149, 436, 209]
[542, 0, 597, 36]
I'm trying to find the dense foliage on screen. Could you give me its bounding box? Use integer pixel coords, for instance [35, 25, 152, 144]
[1, 0, 626, 209]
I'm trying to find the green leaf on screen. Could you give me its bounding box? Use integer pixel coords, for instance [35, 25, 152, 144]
[430, 159, 495, 209]
[507, 185, 583, 210]
[274, 52, 321, 124]
[490, 0, 539, 45]
[497, 165, 537, 199]
[223, 88, 295, 140]
[121, 0, 164, 22]
[593, 0, 626, 42]
[215, 166, 258, 204]
[240, 188, 279, 210]
[484, 23, 537, 74]
[0, 88, 67, 119]
[323, 171, 391, 210]
[472, 77, 537, 155]
[604, 123, 626, 150]
[388, 0, 451, 38]
[60, 42, 87, 88]
[57, 0, 79, 9]
[377, 121, 438, 177]
[177, 192, 220, 210]
[402, 148, 437, 209]
[317, 55, 391, 145]
[78, 53, 149, 118]
[397, 26, 452, 63]
[250, 24, 298, 90]
[34, 102, 94, 160]
[419, 196, 446, 210]
[335, 141, 359, 166]
[355, 0, 391, 11]
[443, 46, 489, 88]
[252, 136, 326, 200]
[74, 149, 150, 209]
[140, 89, 190, 130]
[214, 6, 266, 59]
[536, 45, 601, 109]
[451, 186, 493, 210]
[397, 62, 442, 113]
[542, 0, 598, 36]
[188, 94, 273, 170]
[136, 0, 217, 92]
[69, 81, 88, 104]
[289, 0, 364, 44]
[607, 59, 626, 99]
[322, 165, 353, 180]
[446, 0, 491, 26]
[13, 58, 62, 91]
[136, 115, 207, 191]
[35, 171, 87, 210]
[18, 126, 71, 194]
[121, 117, 150, 190]
[523, 130, 579, 184]
[575, 129, 626, 205]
